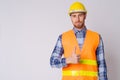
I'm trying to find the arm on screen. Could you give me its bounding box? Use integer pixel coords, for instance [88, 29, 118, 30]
[50, 35, 80, 68]
[50, 35, 67, 68]
[96, 35, 108, 80]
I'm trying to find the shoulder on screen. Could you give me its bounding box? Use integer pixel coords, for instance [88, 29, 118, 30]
[57, 29, 73, 40]
[87, 29, 101, 38]
[88, 30, 103, 39]
[62, 29, 73, 34]
[87, 29, 101, 41]
[88, 29, 100, 35]
[60, 29, 73, 41]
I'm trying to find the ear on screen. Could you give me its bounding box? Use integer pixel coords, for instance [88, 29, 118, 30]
[84, 13, 87, 19]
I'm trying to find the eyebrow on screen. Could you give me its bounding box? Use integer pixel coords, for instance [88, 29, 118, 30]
[71, 12, 85, 16]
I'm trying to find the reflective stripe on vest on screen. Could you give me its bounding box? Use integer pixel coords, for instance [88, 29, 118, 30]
[62, 70, 98, 77]
[79, 59, 97, 65]
[62, 30, 99, 80]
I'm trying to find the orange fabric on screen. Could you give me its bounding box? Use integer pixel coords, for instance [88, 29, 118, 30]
[62, 76, 97, 80]
[61, 29, 99, 80]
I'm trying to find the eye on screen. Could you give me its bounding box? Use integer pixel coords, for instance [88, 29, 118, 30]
[72, 15, 76, 18]
[78, 14, 84, 17]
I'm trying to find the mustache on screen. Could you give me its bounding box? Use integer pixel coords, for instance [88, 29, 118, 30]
[75, 21, 81, 23]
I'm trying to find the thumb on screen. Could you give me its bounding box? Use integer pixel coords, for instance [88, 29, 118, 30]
[72, 46, 76, 55]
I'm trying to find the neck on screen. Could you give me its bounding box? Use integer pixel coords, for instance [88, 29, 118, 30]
[75, 25, 85, 30]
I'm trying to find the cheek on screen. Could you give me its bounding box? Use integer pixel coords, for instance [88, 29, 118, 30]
[79, 17, 85, 22]
[71, 18, 76, 23]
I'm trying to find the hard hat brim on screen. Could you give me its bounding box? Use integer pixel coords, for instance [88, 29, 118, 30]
[69, 10, 87, 16]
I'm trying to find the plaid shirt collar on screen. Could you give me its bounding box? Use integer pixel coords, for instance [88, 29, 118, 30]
[73, 26, 87, 35]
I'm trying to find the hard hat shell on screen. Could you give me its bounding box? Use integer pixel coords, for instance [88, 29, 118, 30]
[69, 1, 87, 15]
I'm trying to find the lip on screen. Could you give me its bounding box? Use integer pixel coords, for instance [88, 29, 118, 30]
[76, 22, 81, 24]
[75, 22, 81, 23]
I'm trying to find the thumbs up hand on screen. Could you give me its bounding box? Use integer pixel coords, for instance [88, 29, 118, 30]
[66, 47, 80, 64]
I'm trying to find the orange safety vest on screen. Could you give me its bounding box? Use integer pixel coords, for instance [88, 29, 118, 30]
[62, 29, 99, 80]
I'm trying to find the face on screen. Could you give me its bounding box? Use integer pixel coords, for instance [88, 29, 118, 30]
[70, 12, 86, 29]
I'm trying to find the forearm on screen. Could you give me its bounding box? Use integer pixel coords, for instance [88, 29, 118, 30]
[50, 35, 67, 68]
[98, 60, 108, 80]
[96, 35, 108, 80]
[50, 55, 67, 68]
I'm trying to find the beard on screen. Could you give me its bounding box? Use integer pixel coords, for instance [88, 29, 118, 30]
[74, 22, 85, 29]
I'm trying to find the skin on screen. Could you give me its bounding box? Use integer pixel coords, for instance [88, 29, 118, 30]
[66, 12, 86, 64]
[66, 46, 80, 64]
[70, 12, 86, 30]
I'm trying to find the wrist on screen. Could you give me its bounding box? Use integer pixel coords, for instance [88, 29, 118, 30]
[66, 57, 71, 64]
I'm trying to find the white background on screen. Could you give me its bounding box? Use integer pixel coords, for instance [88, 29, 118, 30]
[0, 0, 120, 80]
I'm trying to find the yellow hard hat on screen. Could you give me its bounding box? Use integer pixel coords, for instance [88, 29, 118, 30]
[68, 1, 87, 15]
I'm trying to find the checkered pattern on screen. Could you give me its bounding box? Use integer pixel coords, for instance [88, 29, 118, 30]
[50, 27, 108, 80]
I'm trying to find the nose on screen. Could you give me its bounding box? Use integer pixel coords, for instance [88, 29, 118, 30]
[76, 16, 80, 22]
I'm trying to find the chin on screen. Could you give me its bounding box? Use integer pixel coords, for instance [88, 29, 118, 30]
[76, 25, 82, 28]
[74, 25, 84, 29]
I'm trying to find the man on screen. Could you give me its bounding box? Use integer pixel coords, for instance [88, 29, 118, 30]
[50, 1, 108, 80]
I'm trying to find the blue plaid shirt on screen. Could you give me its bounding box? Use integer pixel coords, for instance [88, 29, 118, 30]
[50, 27, 108, 80]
